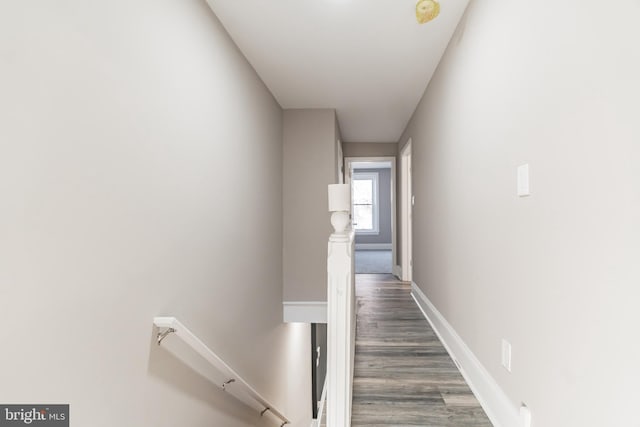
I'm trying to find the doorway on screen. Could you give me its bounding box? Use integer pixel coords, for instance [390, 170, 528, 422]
[345, 157, 396, 274]
[400, 139, 412, 282]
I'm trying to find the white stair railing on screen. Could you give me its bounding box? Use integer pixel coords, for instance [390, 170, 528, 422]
[326, 184, 356, 427]
[153, 317, 290, 426]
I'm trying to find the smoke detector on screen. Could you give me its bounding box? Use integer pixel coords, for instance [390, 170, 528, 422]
[416, 0, 440, 24]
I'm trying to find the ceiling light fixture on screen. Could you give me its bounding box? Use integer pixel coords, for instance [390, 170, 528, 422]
[416, 0, 440, 24]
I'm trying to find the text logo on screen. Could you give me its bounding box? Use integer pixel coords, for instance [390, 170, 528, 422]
[0, 405, 68, 426]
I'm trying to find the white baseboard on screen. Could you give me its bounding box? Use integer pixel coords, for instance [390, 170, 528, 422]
[411, 282, 520, 427]
[283, 301, 327, 323]
[355, 243, 392, 250]
[392, 264, 402, 279]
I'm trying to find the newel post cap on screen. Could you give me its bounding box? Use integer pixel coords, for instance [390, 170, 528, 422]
[328, 184, 351, 212]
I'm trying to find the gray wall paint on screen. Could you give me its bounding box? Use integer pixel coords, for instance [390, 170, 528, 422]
[354, 168, 392, 245]
[0, 1, 311, 426]
[283, 109, 338, 302]
[397, 0, 640, 425]
[343, 142, 397, 158]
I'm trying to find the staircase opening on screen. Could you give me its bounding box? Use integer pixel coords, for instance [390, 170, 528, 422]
[311, 323, 327, 420]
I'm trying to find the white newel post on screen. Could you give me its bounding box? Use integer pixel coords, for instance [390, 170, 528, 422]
[326, 184, 356, 427]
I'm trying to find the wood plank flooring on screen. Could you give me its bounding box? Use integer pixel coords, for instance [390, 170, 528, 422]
[351, 274, 492, 427]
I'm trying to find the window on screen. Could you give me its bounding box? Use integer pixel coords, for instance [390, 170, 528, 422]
[352, 172, 379, 234]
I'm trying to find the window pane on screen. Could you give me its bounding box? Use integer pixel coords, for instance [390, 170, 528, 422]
[352, 179, 373, 204]
[353, 205, 373, 230]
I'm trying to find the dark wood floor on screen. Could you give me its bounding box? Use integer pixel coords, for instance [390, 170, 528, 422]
[351, 274, 492, 427]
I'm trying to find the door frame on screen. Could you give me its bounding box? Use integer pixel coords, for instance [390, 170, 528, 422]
[344, 156, 397, 271]
[400, 139, 413, 282]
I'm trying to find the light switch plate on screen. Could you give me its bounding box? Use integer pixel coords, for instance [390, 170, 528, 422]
[517, 164, 530, 197]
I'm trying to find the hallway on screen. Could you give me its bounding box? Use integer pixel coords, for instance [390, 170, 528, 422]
[352, 274, 491, 426]
[355, 250, 393, 274]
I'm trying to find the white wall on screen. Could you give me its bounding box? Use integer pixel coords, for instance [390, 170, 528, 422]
[0, 1, 310, 426]
[398, 0, 640, 426]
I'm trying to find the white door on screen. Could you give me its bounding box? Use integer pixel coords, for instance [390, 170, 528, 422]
[400, 140, 413, 282]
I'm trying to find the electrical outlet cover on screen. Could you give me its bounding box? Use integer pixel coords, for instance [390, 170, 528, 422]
[517, 164, 530, 197]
